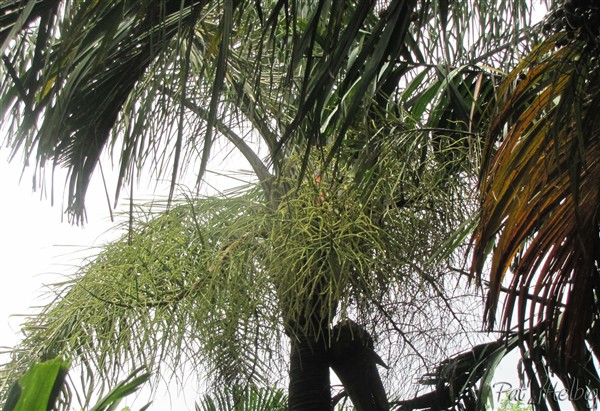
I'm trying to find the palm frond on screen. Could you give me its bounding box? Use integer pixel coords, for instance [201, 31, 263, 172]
[1, 1, 210, 221]
[472, 19, 600, 388]
[1, 0, 540, 221]
[2, 189, 282, 398]
[391, 333, 521, 411]
[195, 386, 287, 411]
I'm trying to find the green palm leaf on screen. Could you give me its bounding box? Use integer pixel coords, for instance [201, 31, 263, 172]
[195, 386, 287, 411]
[1, 0, 536, 221]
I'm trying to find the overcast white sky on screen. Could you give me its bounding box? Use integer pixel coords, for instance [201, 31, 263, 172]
[0, 159, 116, 346]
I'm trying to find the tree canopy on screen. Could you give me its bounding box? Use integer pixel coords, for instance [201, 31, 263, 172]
[1, 0, 599, 410]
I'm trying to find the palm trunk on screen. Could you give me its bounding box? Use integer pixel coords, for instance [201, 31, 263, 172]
[330, 320, 389, 411]
[288, 331, 331, 411]
[284, 259, 335, 410]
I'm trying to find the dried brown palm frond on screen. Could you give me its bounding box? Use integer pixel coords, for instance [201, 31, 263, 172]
[472, 27, 600, 393]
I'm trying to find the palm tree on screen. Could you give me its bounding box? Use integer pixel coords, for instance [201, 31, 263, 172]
[0, 1, 541, 409]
